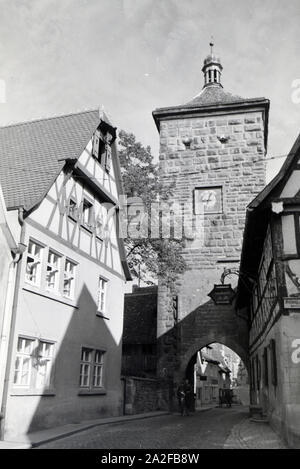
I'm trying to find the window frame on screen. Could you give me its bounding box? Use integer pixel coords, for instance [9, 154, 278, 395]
[25, 239, 44, 287]
[79, 347, 93, 388]
[63, 258, 77, 300]
[92, 350, 104, 388]
[36, 340, 55, 390]
[97, 276, 108, 316]
[13, 336, 55, 392]
[81, 198, 94, 231]
[79, 347, 105, 391]
[24, 240, 77, 302]
[13, 337, 35, 388]
[67, 197, 79, 222]
[46, 249, 62, 293]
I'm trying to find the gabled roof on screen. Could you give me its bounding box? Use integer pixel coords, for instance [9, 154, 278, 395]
[0, 109, 132, 281]
[236, 131, 300, 308]
[248, 132, 300, 210]
[0, 109, 100, 211]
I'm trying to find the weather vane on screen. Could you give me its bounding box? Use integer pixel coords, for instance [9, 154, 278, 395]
[210, 36, 214, 55]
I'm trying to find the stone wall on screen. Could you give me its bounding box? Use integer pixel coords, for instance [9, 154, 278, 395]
[123, 376, 173, 415]
[157, 108, 267, 379]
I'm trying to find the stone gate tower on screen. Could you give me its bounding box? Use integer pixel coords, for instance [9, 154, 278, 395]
[152, 43, 270, 384]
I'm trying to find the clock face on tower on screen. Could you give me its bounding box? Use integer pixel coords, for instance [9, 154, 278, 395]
[194, 186, 223, 214]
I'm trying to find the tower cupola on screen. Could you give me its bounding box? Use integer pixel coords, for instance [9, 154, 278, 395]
[202, 39, 223, 88]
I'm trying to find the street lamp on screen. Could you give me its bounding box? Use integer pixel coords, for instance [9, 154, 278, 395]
[208, 268, 239, 305]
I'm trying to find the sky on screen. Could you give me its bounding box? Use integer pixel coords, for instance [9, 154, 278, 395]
[0, 0, 300, 182]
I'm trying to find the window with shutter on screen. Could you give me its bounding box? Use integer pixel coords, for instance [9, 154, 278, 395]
[270, 339, 278, 386]
[256, 355, 261, 390]
[105, 145, 112, 172]
[92, 131, 100, 159]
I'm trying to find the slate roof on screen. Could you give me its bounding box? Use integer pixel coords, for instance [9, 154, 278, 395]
[0, 109, 100, 211]
[184, 85, 246, 107]
[123, 286, 158, 345]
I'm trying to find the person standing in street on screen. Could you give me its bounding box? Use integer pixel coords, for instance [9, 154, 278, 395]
[176, 381, 186, 416]
[183, 379, 192, 416]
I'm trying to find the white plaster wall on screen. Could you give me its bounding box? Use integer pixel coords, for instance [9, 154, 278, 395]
[4, 220, 126, 439]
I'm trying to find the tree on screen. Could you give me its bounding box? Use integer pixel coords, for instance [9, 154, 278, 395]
[118, 130, 186, 285]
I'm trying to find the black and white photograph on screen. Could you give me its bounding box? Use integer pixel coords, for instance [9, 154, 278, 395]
[0, 0, 300, 455]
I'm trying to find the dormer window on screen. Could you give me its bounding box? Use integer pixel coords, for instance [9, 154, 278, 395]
[92, 130, 105, 161]
[92, 129, 113, 173]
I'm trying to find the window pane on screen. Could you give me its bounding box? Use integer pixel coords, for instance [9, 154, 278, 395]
[24, 339, 33, 354]
[25, 240, 43, 285]
[20, 357, 30, 385]
[63, 260, 76, 298]
[97, 277, 107, 312]
[81, 349, 91, 362]
[80, 363, 90, 387]
[17, 337, 24, 353]
[95, 351, 103, 364]
[93, 365, 102, 387]
[46, 250, 61, 291]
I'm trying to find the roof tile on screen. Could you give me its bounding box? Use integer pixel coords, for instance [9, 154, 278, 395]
[0, 109, 100, 210]
[184, 85, 246, 107]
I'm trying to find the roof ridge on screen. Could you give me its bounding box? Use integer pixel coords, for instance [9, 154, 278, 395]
[0, 108, 99, 130]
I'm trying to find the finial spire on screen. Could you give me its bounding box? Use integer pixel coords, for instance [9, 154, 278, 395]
[202, 38, 223, 88]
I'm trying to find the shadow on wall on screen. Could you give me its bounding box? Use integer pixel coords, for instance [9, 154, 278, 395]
[156, 294, 249, 406]
[7, 283, 124, 439]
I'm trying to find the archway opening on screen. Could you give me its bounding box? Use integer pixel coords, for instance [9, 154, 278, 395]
[185, 342, 249, 410]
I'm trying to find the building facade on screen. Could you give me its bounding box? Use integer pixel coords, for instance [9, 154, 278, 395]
[195, 344, 231, 408]
[236, 133, 300, 447]
[152, 45, 269, 385]
[0, 185, 21, 417]
[0, 110, 131, 440]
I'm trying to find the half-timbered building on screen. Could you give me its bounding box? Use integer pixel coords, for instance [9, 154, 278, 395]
[0, 109, 131, 440]
[236, 132, 300, 447]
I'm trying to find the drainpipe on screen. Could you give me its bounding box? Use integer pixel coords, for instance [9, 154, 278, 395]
[0, 207, 26, 440]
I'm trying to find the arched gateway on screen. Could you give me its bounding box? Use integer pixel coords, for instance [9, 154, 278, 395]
[152, 43, 270, 389]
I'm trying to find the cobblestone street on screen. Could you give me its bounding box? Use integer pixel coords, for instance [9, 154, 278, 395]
[36, 406, 287, 450]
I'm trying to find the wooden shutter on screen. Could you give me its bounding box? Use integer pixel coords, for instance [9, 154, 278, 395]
[263, 347, 268, 387]
[270, 339, 278, 386]
[92, 131, 100, 158]
[105, 145, 112, 172]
